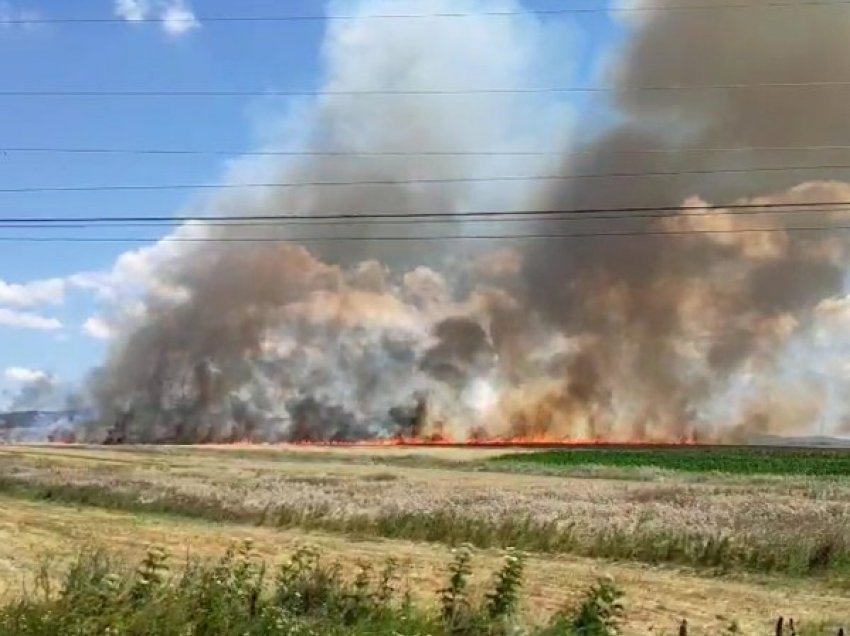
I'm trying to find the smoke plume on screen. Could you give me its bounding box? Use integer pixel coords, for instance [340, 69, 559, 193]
[82, 0, 850, 443]
[521, 0, 850, 440]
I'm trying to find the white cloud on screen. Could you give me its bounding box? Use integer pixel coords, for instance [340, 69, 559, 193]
[114, 0, 148, 22]
[0, 1, 40, 31]
[0, 308, 62, 331]
[0, 277, 65, 308]
[4, 366, 47, 383]
[67, 271, 114, 300]
[161, 0, 198, 35]
[114, 0, 199, 36]
[82, 316, 114, 340]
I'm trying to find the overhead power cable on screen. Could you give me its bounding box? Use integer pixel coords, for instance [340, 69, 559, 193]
[0, 147, 562, 158]
[7, 2, 850, 24]
[10, 144, 850, 158]
[7, 162, 850, 193]
[2, 200, 850, 226]
[5, 205, 850, 230]
[1, 224, 849, 244]
[8, 81, 850, 97]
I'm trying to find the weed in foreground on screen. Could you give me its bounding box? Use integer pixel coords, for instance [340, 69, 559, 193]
[0, 543, 844, 635]
[0, 543, 620, 635]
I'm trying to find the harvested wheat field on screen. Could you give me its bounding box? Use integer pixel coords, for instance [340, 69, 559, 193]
[0, 444, 848, 634]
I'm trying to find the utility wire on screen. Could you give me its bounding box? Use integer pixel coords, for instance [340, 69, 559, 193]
[10, 144, 850, 158]
[7, 162, 850, 193]
[0, 147, 563, 158]
[1, 224, 849, 244]
[7, 2, 850, 24]
[1, 200, 848, 224]
[3, 205, 850, 229]
[8, 81, 850, 97]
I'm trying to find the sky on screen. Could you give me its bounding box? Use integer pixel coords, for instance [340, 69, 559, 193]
[0, 0, 621, 410]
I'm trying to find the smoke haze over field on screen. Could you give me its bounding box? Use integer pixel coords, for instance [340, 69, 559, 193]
[79, 0, 850, 443]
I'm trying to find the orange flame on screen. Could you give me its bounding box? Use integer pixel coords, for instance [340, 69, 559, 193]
[268, 431, 702, 450]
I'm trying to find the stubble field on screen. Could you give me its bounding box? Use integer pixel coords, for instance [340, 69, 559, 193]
[0, 444, 848, 634]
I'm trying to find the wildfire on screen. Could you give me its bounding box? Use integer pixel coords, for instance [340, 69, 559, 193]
[261, 432, 702, 450]
[278, 420, 704, 449]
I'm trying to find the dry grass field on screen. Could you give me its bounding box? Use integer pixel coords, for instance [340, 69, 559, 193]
[0, 444, 848, 634]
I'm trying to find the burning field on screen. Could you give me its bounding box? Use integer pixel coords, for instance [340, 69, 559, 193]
[26, 0, 849, 446]
[8, 0, 850, 633]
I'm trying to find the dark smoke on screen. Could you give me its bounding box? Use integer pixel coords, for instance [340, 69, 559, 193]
[79, 0, 850, 444]
[388, 393, 428, 438]
[420, 317, 495, 387]
[286, 396, 364, 442]
[519, 0, 850, 439]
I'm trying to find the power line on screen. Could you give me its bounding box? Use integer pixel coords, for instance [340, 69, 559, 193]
[0, 147, 562, 158]
[0, 224, 848, 244]
[7, 2, 850, 24]
[8, 81, 850, 97]
[9, 143, 850, 158]
[1, 200, 848, 224]
[7, 162, 850, 193]
[3, 205, 850, 229]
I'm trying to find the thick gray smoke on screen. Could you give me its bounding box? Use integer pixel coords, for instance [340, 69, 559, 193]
[84, 0, 571, 444]
[83, 0, 850, 444]
[8, 373, 60, 412]
[522, 0, 850, 440]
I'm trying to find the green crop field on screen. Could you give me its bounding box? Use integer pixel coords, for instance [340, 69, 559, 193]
[491, 448, 850, 476]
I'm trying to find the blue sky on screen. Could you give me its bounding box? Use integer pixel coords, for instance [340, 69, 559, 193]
[0, 0, 621, 407]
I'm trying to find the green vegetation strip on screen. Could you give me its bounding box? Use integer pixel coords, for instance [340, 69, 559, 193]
[0, 476, 849, 578]
[491, 449, 850, 476]
[0, 542, 624, 635]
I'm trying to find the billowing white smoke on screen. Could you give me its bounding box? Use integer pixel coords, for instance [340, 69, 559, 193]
[82, 0, 577, 443]
[79, 0, 850, 444]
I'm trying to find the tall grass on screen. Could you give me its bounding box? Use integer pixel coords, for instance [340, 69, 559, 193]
[0, 474, 847, 577]
[0, 542, 624, 636]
